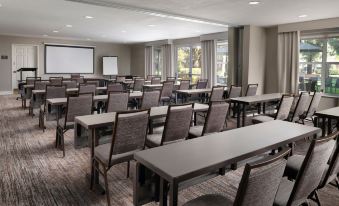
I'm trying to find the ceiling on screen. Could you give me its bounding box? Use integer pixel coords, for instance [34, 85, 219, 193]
[0, 0, 338, 43]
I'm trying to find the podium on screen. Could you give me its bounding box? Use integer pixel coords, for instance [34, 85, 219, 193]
[16, 68, 37, 82]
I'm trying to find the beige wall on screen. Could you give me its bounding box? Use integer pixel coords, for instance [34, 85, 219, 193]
[0, 35, 131, 91]
[130, 44, 145, 78]
[264, 26, 279, 93]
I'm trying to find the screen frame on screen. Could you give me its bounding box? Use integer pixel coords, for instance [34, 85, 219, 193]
[102, 56, 118, 76]
[44, 44, 95, 74]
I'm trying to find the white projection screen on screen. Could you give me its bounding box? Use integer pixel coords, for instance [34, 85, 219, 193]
[45, 44, 94, 74]
[103, 56, 118, 75]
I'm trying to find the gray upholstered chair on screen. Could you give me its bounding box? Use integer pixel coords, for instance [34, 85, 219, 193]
[252, 95, 294, 124]
[29, 80, 50, 116]
[273, 134, 336, 206]
[299, 92, 322, 125]
[151, 76, 161, 84]
[116, 76, 126, 83]
[245, 84, 258, 96]
[146, 104, 193, 148]
[159, 81, 174, 105]
[85, 80, 100, 87]
[167, 77, 176, 82]
[189, 101, 229, 139]
[39, 85, 66, 132]
[209, 86, 225, 102]
[290, 92, 310, 122]
[106, 92, 129, 113]
[226, 85, 242, 117]
[183, 148, 290, 206]
[90, 110, 149, 206]
[56, 93, 93, 157]
[141, 90, 160, 110]
[194, 79, 208, 102]
[49, 77, 63, 86]
[107, 83, 124, 93]
[72, 76, 84, 84]
[22, 77, 41, 108]
[146, 75, 154, 81]
[179, 80, 190, 90]
[79, 84, 96, 95]
[62, 80, 77, 89]
[133, 78, 145, 92]
[196, 79, 208, 89]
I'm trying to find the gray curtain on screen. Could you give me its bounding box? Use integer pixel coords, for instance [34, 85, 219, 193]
[162, 44, 173, 80]
[145, 46, 153, 77]
[277, 31, 300, 94]
[201, 40, 216, 87]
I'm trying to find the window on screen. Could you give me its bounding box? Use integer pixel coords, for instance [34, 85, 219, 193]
[176, 45, 202, 83]
[153, 46, 163, 76]
[216, 41, 228, 85]
[299, 37, 339, 94]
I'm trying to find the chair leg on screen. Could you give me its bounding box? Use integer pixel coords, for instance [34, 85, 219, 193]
[55, 126, 59, 148]
[314, 190, 322, 206]
[103, 169, 111, 206]
[61, 131, 65, 157]
[126, 161, 130, 178]
[90, 158, 95, 190]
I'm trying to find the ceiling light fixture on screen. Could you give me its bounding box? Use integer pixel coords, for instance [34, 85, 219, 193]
[43, 34, 48, 37]
[298, 14, 308, 18]
[0, 3, 2, 7]
[249, 1, 260, 5]
[52, 30, 59, 33]
[121, 30, 127, 33]
[85, 15, 94, 19]
[86, 38, 91, 40]
[65, 24, 73, 28]
[148, 24, 156, 27]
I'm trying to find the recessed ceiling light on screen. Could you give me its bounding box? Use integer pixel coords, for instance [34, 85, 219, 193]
[249, 1, 260, 5]
[86, 38, 91, 40]
[0, 3, 2, 7]
[52, 30, 59, 33]
[298, 14, 308, 18]
[85, 15, 94, 19]
[148, 24, 156, 27]
[65, 24, 73, 28]
[43, 34, 48, 37]
[121, 30, 127, 33]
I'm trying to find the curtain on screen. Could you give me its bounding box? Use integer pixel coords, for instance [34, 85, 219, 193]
[201, 40, 216, 87]
[277, 31, 300, 94]
[162, 44, 173, 80]
[145, 46, 153, 77]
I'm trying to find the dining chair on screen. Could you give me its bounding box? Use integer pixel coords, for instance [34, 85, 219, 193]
[252, 95, 294, 124]
[107, 83, 124, 93]
[146, 104, 193, 148]
[62, 80, 77, 89]
[22, 77, 41, 108]
[245, 83, 258, 96]
[273, 134, 336, 206]
[49, 77, 63, 86]
[196, 79, 208, 89]
[159, 81, 174, 105]
[140, 90, 160, 110]
[29, 80, 50, 116]
[299, 92, 322, 125]
[209, 86, 225, 102]
[56, 93, 93, 157]
[85, 80, 100, 87]
[183, 148, 290, 206]
[133, 78, 145, 92]
[106, 92, 129, 113]
[151, 77, 161, 84]
[146, 75, 154, 81]
[79, 84, 96, 95]
[91, 110, 149, 206]
[189, 101, 229, 139]
[226, 85, 242, 117]
[290, 92, 310, 122]
[70, 74, 80, 79]
[72, 76, 84, 84]
[166, 77, 176, 82]
[39, 85, 66, 132]
[176, 80, 190, 103]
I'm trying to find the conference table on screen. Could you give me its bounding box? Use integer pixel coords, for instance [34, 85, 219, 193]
[133, 120, 320, 206]
[175, 87, 228, 103]
[230, 93, 283, 128]
[314, 106, 339, 136]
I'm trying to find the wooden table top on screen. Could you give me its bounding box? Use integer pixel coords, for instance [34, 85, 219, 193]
[230, 93, 283, 104]
[134, 120, 320, 182]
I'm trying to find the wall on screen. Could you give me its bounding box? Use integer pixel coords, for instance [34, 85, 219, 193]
[130, 44, 145, 77]
[0, 35, 131, 92]
[264, 26, 279, 93]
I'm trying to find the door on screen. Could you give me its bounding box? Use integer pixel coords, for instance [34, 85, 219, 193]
[12, 45, 38, 90]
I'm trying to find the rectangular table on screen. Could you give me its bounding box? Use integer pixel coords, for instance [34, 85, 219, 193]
[133, 120, 320, 206]
[175, 88, 227, 103]
[230, 93, 283, 128]
[314, 106, 339, 136]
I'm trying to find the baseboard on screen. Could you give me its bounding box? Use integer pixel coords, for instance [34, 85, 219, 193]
[0, 91, 13, 95]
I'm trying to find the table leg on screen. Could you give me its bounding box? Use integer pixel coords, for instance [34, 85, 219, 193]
[242, 104, 247, 127]
[236, 103, 241, 128]
[194, 111, 197, 126]
[263, 103, 266, 114]
[328, 118, 332, 135]
[322, 117, 326, 137]
[160, 178, 168, 206]
[169, 180, 178, 206]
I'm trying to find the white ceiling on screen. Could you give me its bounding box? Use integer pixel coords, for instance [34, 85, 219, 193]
[0, 0, 338, 43]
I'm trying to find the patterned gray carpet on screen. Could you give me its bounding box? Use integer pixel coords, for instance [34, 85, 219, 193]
[0, 95, 338, 206]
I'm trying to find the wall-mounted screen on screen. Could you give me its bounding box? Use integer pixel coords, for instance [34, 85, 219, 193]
[45, 44, 94, 74]
[103, 56, 118, 75]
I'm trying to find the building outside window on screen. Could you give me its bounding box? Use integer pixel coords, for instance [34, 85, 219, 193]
[216, 41, 228, 85]
[176, 45, 202, 83]
[153, 46, 163, 76]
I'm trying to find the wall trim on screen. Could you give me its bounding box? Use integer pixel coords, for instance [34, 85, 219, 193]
[0, 91, 13, 95]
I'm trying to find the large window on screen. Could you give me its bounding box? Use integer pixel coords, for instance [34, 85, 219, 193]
[176, 45, 202, 83]
[153, 46, 163, 76]
[216, 41, 228, 85]
[299, 37, 339, 94]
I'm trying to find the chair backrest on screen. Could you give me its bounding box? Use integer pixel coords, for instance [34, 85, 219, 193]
[62, 80, 77, 89]
[86, 80, 99, 87]
[26, 77, 41, 85]
[141, 91, 160, 109]
[305, 92, 322, 118]
[151, 77, 161, 84]
[166, 77, 176, 82]
[291, 92, 310, 122]
[233, 148, 290, 206]
[34, 80, 50, 90]
[72, 76, 84, 84]
[179, 80, 190, 90]
[319, 132, 339, 188]
[228, 85, 242, 98]
[146, 75, 154, 81]
[245, 84, 258, 96]
[202, 101, 229, 136]
[161, 104, 193, 145]
[196, 79, 208, 89]
[79, 84, 96, 95]
[49, 77, 63, 86]
[65, 93, 93, 124]
[106, 92, 129, 113]
[46, 85, 66, 99]
[160, 81, 174, 98]
[275, 95, 294, 121]
[116, 76, 126, 82]
[287, 134, 336, 206]
[210, 86, 225, 101]
[108, 110, 150, 165]
[133, 78, 145, 91]
[107, 83, 124, 93]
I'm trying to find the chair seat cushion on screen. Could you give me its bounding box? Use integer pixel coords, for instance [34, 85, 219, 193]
[273, 177, 294, 206]
[252, 115, 275, 124]
[57, 118, 74, 130]
[146, 133, 162, 148]
[94, 143, 139, 166]
[183, 194, 233, 206]
[284, 154, 304, 180]
[188, 126, 204, 138]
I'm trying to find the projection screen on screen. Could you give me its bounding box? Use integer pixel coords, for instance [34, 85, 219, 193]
[45, 44, 94, 74]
